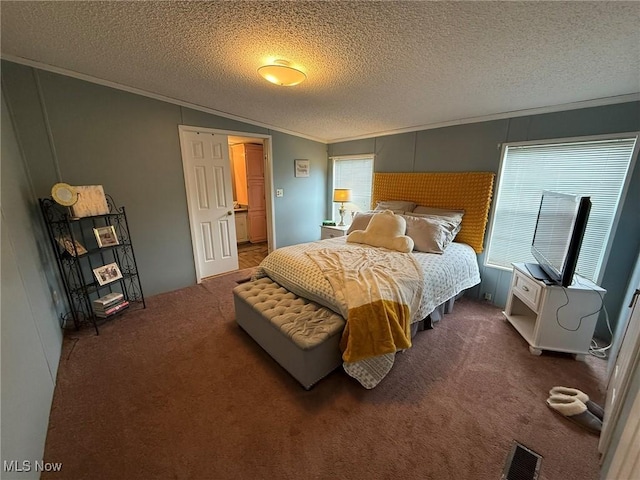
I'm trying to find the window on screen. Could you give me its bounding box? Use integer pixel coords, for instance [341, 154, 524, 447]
[486, 134, 637, 282]
[331, 155, 374, 221]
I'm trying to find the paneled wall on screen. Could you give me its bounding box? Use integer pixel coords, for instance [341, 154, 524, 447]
[1, 60, 328, 297]
[329, 102, 640, 338]
[1, 93, 63, 478]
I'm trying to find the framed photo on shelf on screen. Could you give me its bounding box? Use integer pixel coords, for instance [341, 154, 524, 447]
[93, 225, 119, 248]
[56, 235, 88, 256]
[294, 159, 310, 177]
[93, 262, 123, 286]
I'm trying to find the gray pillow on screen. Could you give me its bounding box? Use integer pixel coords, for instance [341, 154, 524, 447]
[374, 200, 417, 213]
[411, 206, 464, 223]
[402, 214, 461, 253]
[346, 211, 377, 234]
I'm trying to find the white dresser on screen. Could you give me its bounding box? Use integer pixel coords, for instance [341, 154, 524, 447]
[503, 263, 606, 360]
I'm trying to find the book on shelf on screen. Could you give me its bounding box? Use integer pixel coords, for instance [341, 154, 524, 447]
[95, 300, 130, 318]
[93, 299, 127, 314]
[93, 292, 124, 309]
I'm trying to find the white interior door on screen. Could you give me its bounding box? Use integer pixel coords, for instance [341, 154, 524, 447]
[179, 128, 238, 281]
[599, 284, 640, 461]
[605, 383, 640, 480]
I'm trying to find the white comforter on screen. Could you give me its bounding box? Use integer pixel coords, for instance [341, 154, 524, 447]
[253, 237, 481, 388]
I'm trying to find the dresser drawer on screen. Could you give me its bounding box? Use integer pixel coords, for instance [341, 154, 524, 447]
[320, 226, 347, 240]
[513, 270, 542, 311]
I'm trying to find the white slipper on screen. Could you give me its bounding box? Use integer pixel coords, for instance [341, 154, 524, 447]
[546, 395, 602, 434]
[549, 386, 604, 420]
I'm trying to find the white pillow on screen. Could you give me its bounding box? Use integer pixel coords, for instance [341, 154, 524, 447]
[374, 200, 416, 213]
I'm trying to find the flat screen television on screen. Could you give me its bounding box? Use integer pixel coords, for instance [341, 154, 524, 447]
[528, 190, 591, 287]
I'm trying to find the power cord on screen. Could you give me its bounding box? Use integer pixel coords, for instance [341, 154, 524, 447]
[573, 275, 613, 358]
[554, 275, 612, 358]
[588, 292, 612, 358]
[66, 337, 80, 360]
[60, 311, 74, 329]
[555, 287, 576, 330]
[59, 312, 82, 360]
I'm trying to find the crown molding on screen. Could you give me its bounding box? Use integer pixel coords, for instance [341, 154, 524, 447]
[329, 93, 640, 143]
[1, 55, 328, 144]
[3, 54, 638, 146]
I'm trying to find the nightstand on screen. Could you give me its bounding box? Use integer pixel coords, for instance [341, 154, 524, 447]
[320, 225, 349, 240]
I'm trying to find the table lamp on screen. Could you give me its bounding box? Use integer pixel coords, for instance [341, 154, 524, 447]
[333, 188, 352, 226]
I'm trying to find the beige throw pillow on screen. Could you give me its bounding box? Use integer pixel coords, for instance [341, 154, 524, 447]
[347, 210, 414, 253]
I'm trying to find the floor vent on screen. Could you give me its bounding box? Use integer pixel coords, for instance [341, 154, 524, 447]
[501, 441, 542, 480]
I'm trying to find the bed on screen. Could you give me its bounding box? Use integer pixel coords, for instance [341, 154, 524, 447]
[248, 172, 495, 388]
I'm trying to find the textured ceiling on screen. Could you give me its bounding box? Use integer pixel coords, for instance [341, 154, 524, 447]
[1, 1, 639, 143]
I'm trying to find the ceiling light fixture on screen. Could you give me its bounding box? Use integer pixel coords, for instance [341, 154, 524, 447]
[258, 60, 306, 86]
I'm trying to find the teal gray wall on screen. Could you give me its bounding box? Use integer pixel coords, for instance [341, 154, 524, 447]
[270, 131, 328, 246]
[329, 102, 640, 339]
[1, 60, 328, 298]
[0, 59, 325, 475]
[1, 92, 63, 478]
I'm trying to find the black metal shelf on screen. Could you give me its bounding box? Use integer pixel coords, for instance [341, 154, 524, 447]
[60, 242, 133, 259]
[48, 212, 123, 225]
[39, 194, 145, 334]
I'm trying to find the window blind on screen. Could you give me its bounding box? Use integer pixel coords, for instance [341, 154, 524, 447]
[332, 156, 374, 220]
[486, 136, 637, 282]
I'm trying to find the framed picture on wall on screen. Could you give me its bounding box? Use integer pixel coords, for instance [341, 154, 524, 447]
[93, 262, 123, 286]
[295, 159, 309, 178]
[93, 225, 119, 247]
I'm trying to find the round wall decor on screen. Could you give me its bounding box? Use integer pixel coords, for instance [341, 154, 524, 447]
[51, 183, 78, 206]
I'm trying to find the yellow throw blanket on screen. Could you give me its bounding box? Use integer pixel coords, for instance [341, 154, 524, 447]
[341, 299, 411, 362]
[307, 247, 424, 363]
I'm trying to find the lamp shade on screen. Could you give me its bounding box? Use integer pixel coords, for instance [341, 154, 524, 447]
[333, 188, 352, 202]
[258, 60, 306, 86]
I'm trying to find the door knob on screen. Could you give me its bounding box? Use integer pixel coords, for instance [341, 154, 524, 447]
[227, 211, 233, 216]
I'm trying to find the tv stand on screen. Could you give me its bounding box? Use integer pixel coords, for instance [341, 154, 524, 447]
[503, 263, 606, 359]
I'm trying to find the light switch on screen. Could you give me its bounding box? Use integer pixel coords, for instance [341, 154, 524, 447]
[276, 188, 284, 197]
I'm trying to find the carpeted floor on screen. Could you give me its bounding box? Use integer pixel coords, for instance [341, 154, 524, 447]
[42, 268, 607, 479]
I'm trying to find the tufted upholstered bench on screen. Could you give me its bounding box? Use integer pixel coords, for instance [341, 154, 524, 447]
[233, 277, 345, 389]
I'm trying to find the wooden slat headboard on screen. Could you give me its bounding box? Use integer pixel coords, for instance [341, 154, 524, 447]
[372, 172, 495, 253]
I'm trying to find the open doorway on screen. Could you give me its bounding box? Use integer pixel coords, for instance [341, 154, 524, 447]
[179, 126, 275, 282]
[228, 135, 270, 269]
